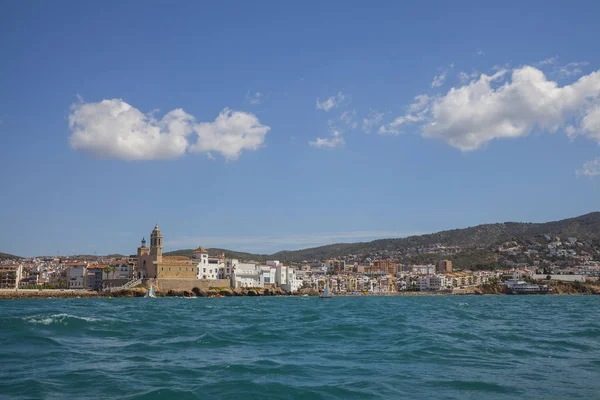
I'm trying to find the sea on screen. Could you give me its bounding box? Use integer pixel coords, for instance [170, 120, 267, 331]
[1, 296, 599, 399]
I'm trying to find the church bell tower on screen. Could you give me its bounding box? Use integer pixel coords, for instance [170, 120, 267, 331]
[150, 224, 163, 261]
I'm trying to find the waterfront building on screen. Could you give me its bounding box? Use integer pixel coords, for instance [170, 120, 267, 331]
[193, 248, 210, 279]
[66, 263, 87, 289]
[230, 261, 261, 288]
[110, 260, 134, 279]
[136, 225, 198, 279]
[85, 265, 105, 291]
[275, 264, 300, 292]
[0, 264, 22, 289]
[208, 254, 226, 279]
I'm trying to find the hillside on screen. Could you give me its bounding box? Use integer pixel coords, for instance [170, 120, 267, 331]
[165, 248, 269, 262]
[167, 212, 600, 265]
[0, 252, 23, 261]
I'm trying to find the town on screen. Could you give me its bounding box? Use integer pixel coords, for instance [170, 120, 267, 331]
[1, 224, 600, 296]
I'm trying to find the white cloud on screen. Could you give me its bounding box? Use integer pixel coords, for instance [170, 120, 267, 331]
[316, 92, 345, 112]
[69, 99, 270, 161]
[191, 108, 271, 160]
[539, 56, 558, 65]
[309, 129, 344, 148]
[559, 62, 589, 78]
[339, 109, 358, 129]
[458, 70, 480, 84]
[69, 99, 193, 160]
[362, 111, 384, 133]
[431, 71, 447, 88]
[379, 95, 431, 134]
[475, 49, 485, 56]
[580, 104, 600, 141]
[407, 66, 600, 151]
[577, 158, 600, 177]
[248, 91, 262, 105]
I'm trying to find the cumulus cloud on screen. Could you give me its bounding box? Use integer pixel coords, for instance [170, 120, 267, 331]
[69, 99, 193, 160]
[379, 66, 600, 151]
[69, 99, 270, 161]
[316, 92, 345, 112]
[422, 67, 600, 150]
[309, 129, 344, 149]
[577, 158, 600, 177]
[191, 108, 270, 160]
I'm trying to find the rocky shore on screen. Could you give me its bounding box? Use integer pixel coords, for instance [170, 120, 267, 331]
[2, 281, 599, 299]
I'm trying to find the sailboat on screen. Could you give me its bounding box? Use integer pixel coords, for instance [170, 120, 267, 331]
[145, 284, 156, 298]
[320, 279, 333, 298]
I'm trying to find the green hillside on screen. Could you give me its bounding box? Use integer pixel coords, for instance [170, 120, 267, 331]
[160, 212, 600, 266]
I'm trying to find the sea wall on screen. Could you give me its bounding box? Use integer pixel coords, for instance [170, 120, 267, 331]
[154, 278, 230, 291]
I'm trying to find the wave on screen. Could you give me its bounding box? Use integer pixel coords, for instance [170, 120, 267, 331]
[23, 313, 103, 326]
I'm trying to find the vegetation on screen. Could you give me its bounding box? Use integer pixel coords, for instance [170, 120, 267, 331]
[0, 252, 22, 261]
[165, 212, 600, 268]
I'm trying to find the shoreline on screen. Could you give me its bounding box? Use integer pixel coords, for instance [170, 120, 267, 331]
[1, 288, 598, 299]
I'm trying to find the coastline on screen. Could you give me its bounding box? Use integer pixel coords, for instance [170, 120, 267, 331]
[2, 284, 599, 299]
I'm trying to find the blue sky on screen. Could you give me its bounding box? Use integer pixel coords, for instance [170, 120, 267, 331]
[1, 0, 599, 257]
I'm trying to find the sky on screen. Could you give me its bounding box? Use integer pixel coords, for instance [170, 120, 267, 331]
[1, 0, 600, 257]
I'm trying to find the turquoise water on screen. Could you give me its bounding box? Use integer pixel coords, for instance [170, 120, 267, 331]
[1, 296, 599, 399]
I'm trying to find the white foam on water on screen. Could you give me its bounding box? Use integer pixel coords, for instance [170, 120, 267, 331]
[24, 313, 100, 325]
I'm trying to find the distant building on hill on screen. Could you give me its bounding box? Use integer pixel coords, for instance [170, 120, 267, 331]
[437, 260, 453, 273]
[373, 260, 398, 274]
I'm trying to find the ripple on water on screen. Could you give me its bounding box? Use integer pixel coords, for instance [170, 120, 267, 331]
[1, 296, 600, 400]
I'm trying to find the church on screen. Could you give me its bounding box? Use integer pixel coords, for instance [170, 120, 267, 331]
[136, 225, 198, 279]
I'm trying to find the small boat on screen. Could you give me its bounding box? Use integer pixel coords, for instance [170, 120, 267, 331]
[145, 284, 156, 298]
[320, 279, 333, 298]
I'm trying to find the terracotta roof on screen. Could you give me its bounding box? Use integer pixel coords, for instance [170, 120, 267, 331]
[89, 264, 108, 269]
[163, 256, 191, 261]
[193, 247, 209, 254]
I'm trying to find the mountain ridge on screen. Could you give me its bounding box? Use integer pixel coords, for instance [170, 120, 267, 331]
[165, 212, 600, 262]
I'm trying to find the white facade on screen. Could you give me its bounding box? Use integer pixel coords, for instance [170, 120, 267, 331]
[275, 265, 301, 293]
[193, 252, 210, 279]
[417, 275, 447, 291]
[411, 265, 435, 275]
[231, 262, 262, 288]
[67, 264, 86, 289]
[532, 274, 586, 282]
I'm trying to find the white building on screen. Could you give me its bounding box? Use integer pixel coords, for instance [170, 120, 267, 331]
[410, 265, 436, 275]
[417, 275, 447, 291]
[274, 264, 301, 293]
[193, 248, 229, 280]
[532, 274, 586, 282]
[66, 263, 87, 289]
[231, 262, 262, 288]
[193, 248, 210, 279]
